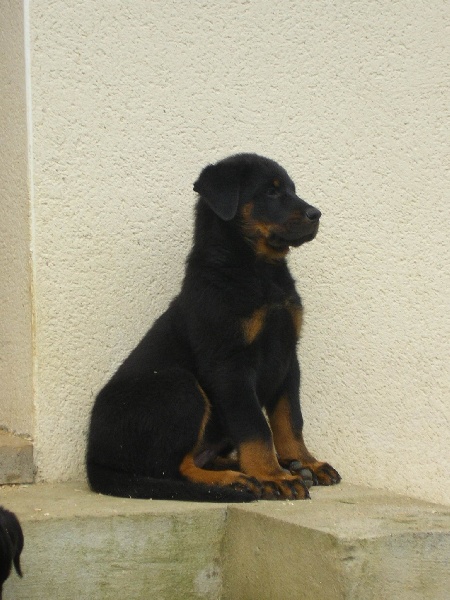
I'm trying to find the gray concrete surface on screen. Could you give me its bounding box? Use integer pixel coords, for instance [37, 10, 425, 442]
[0, 482, 226, 600]
[223, 485, 450, 600]
[0, 430, 34, 484]
[0, 482, 449, 600]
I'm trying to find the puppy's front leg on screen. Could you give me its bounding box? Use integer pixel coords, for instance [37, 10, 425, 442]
[203, 364, 309, 500]
[268, 359, 341, 487]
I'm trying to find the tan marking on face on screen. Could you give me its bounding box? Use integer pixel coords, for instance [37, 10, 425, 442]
[240, 203, 289, 261]
[240, 202, 254, 224]
[255, 238, 290, 261]
[242, 306, 268, 344]
[240, 203, 271, 236]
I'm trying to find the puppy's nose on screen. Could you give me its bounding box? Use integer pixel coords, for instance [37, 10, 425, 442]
[305, 206, 321, 222]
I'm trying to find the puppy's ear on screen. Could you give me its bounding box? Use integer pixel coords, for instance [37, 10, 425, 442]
[193, 161, 241, 221]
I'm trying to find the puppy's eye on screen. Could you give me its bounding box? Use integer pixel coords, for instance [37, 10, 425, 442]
[267, 179, 281, 196]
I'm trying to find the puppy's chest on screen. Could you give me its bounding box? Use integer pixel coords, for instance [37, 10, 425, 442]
[238, 267, 302, 376]
[241, 296, 301, 402]
[241, 295, 302, 348]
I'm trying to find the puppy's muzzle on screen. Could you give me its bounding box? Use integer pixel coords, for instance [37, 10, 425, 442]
[269, 204, 321, 248]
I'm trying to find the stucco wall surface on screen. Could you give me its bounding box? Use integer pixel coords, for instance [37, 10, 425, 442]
[26, 1, 449, 503]
[0, 0, 33, 435]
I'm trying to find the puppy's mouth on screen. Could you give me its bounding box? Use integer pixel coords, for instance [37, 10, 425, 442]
[267, 223, 319, 249]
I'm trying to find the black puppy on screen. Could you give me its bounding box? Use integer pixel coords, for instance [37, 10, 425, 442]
[87, 153, 340, 502]
[0, 506, 23, 598]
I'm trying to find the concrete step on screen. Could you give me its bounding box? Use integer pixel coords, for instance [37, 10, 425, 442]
[0, 482, 449, 600]
[0, 482, 225, 600]
[0, 430, 34, 484]
[223, 485, 450, 600]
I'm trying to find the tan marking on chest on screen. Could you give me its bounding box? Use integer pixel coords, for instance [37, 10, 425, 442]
[242, 306, 268, 344]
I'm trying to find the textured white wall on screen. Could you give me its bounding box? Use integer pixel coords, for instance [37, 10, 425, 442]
[0, 0, 33, 435]
[25, 1, 449, 503]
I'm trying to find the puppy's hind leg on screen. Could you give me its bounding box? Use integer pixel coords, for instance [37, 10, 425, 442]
[87, 370, 259, 501]
[177, 386, 263, 500]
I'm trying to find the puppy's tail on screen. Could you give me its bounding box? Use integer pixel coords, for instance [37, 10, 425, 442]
[86, 463, 256, 503]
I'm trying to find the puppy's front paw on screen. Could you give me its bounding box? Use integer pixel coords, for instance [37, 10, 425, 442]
[302, 461, 341, 486]
[257, 473, 310, 500]
[225, 473, 264, 498]
[282, 460, 315, 488]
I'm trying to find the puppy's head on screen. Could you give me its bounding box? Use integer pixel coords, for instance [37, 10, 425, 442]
[0, 506, 24, 591]
[193, 153, 321, 260]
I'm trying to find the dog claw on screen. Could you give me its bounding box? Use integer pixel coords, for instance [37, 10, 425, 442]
[300, 468, 315, 488]
[289, 460, 302, 471]
[286, 460, 315, 488]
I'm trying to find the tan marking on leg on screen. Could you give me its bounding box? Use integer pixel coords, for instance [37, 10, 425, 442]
[295, 445, 342, 486]
[268, 396, 341, 486]
[239, 439, 284, 478]
[209, 455, 240, 471]
[179, 453, 260, 491]
[268, 395, 317, 462]
[269, 395, 303, 461]
[295, 435, 342, 484]
[296, 432, 318, 464]
[242, 306, 268, 344]
[238, 438, 310, 499]
[196, 384, 211, 446]
[180, 385, 261, 494]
